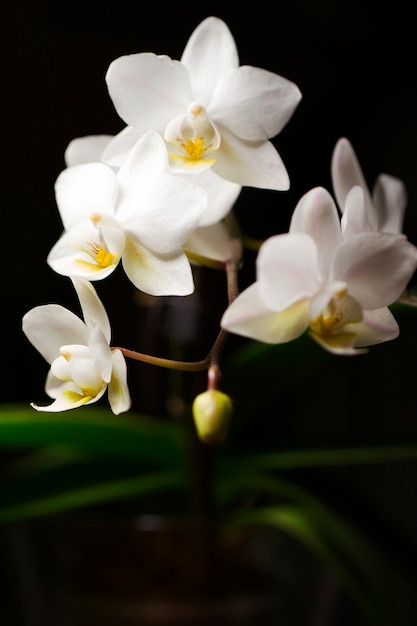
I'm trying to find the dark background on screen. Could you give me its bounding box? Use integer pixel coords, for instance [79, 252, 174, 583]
[1, 1, 417, 624]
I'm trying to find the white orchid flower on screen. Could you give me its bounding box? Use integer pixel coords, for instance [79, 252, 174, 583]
[103, 16, 301, 191]
[22, 278, 131, 414]
[331, 137, 408, 236]
[48, 131, 207, 296]
[221, 187, 417, 355]
[64, 134, 237, 261]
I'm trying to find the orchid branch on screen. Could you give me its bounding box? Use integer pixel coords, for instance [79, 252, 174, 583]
[115, 216, 242, 378]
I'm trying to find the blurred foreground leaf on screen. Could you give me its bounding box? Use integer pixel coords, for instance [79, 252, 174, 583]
[0, 404, 185, 467]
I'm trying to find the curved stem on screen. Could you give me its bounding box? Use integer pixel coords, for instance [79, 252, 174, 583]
[115, 347, 210, 371]
[115, 224, 242, 377]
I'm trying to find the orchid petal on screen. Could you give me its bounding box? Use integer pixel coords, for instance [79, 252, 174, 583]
[221, 283, 309, 343]
[31, 391, 94, 413]
[184, 222, 232, 263]
[331, 137, 373, 214]
[341, 185, 371, 236]
[65, 357, 104, 392]
[122, 238, 194, 296]
[45, 368, 85, 398]
[332, 232, 417, 309]
[118, 174, 207, 254]
[180, 16, 239, 105]
[108, 349, 131, 415]
[168, 154, 216, 174]
[55, 163, 118, 230]
[22, 305, 89, 364]
[212, 66, 301, 141]
[71, 277, 111, 344]
[117, 131, 169, 190]
[373, 173, 407, 233]
[88, 325, 113, 383]
[290, 186, 343, 279]
[347, 307, 399, 347]
[102, 126, 143, 168]
[212, 129, 290, 190]
[257, 233, 319, 310]
[106, 53, 191, 131]
[309, 330, 364, 356]
[64, 135, 113, 167]
[188, 168, 241, 226]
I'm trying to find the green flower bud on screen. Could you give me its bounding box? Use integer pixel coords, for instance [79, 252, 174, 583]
[192, 389, 233, 445]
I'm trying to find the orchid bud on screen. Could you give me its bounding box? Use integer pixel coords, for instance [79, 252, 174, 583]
[192, 390, 233, 445]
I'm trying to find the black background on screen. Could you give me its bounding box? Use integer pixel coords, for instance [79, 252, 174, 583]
[1, 1, 417, 624]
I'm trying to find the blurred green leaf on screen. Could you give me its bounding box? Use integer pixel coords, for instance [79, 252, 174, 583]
[0, 404, 185, 467]
[0, 459, 187, 525]
[225, 443, 417, 471]
[225, 473, 411, 625]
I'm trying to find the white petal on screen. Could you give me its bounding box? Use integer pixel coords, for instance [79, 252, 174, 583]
[309, 331, 364, 356]
[257, 233, 319, 310]
[212, 129, 290, 190]
[108, 349, 131, 415]
[184, 222, 232, 262]
[341, 185, 371, 236]
[117, 131, 169, 190]
[106, 53, 191, 131]
[180, 17, 239, 105]
[64, 135, 113, 166]
[187, 168, 241, 227]
[349, 307, 399, 347]
[331, 137, 373, 214]
[290, 186, 343, 279]
[211, 66, 301, 141]
[34, 381, 107, 412]
[102, 126, 143, 168]
[88, 325, 113, 383]
[67, 357, 103, 393]
[55, 163, 118, 230]
[372, 174, 407, 233]
[71, 277, 111, 343]
[122, 238, 194, 296]
[44, 369, 74, 399]
[22, 305, 89, 364]
[221, 282, 309, 343]
[118, 174, 207, 254]
[332, 232, 417, 309]
[31, 393, 92, 412]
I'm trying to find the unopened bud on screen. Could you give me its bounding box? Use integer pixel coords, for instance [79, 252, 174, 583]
[192, 390, 233, 445]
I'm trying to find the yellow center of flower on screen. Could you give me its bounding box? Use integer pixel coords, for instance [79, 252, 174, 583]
[75, 214, 117, 271]
[89, 242, 115, 268]
[184, 136, 205, 158]
[164, 102, 221, 172]
[311, 310, 342, 336]
[309, 287, 361, 338]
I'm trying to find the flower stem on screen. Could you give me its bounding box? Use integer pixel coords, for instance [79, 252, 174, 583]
[115, 223, 242, 376]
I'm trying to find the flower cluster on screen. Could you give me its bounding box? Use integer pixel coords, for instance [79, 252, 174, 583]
[23, 17, 417, 431]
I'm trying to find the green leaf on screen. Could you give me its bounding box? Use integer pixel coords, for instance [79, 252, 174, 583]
[224, 473, 411, 625]
[226, 443, 417, 471]
[0, 460, 186, 525]
[0, 404, 185, 468]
